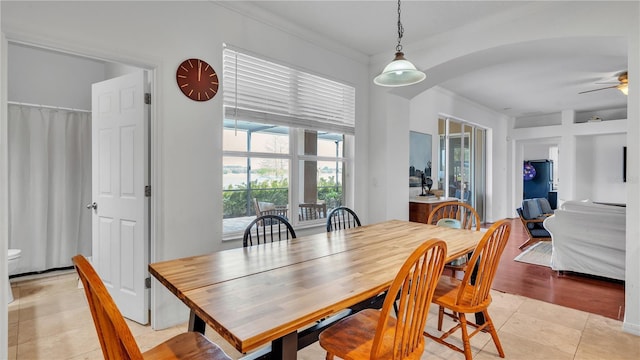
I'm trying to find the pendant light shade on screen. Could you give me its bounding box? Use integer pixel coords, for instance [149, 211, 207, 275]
[374, 51, 426, 87]
[374, 0, 426, 87]
[617, 72, 628, 95]
[618, 83, 628, 95]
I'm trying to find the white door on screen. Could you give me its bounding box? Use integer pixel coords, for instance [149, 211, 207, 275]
[90, 71, 149, 324]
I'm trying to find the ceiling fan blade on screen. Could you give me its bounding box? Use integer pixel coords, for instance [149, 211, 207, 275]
[578, 85, 618, 94]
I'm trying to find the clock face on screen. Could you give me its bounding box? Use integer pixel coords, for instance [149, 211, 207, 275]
[176, 58, 219, 101]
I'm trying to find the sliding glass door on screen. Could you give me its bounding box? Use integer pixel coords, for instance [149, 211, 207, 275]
[438, 118, 486, 221]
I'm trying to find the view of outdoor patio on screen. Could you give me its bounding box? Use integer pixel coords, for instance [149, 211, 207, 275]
[222, 119, 347, 235]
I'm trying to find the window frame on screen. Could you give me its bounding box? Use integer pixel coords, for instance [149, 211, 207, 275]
[221, 46, 355, 240]
[223, 123, 352, 240]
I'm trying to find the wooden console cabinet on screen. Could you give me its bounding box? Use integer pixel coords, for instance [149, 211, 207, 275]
[409, 198, 460, 224]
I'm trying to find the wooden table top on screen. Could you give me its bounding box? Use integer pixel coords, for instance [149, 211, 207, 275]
[149, 219, 484, 353]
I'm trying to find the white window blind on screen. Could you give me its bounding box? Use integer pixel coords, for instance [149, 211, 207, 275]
[223, 48, 355, 135]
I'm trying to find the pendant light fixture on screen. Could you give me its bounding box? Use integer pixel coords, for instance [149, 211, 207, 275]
[616, 71, 628, 95]
[618, 84, 628, 95]
[617, 74, 629, 95]
[374, 0, 426, 87]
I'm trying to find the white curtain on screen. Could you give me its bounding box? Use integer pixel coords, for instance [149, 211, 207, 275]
[8, 104, 92, 274]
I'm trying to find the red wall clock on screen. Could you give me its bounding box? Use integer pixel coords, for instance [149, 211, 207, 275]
[176, 58, 219, 101]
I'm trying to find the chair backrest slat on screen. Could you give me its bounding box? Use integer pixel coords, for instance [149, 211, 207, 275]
[427, 202, 481, 231]
[73, 255, 143, 360]
[326, 206, 362, 232]
[370, 239, 447, 359]
[299, 203, 327, 220]
[243, 215, 297, 247]
[456, 220, 511, 307]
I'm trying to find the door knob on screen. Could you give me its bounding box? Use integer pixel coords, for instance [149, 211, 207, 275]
[86, 202, 98, 210]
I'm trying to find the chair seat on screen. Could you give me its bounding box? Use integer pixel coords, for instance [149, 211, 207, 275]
[320, 239, 446, 360]
[143, 332, 231, 360]
[319, 308, 410, 360]
[529, 228, 550, 238]
[517, 207, 551, 249]
[432, 274, 493, 314]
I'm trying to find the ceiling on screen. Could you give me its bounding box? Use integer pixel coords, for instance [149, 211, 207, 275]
[225, 1, 628, 119]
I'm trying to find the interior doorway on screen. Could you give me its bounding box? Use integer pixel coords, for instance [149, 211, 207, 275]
[521, 141, 560, 210]
[6, 40, 155, 324]
[7, 41, 148, 273]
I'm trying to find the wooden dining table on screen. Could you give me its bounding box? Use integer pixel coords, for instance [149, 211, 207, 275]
[149, 219, 484, 360]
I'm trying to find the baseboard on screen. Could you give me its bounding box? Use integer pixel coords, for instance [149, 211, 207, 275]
[9, 266, 75, 281]
[622, 320, 640, 336]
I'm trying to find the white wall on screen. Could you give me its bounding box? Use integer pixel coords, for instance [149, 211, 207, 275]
[8, 42, 106, 109]
[575, 137, 592, 201]
[575, 134, 627, 203]
[624, 2, 640, 334]
[104, 62, 142, 80]
[0, 27, 8, 357]
[523, 143, 552, 161]
[515, 113, 561, 129]
[8, 42, 146, 108]
[0, 1, 371, 331]
[409, 87, 511, 223]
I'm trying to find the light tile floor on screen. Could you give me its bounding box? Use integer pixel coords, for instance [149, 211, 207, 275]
[7, 270, 640, 359]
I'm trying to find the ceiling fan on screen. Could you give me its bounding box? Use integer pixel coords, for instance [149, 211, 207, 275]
[579, 71, 628, 95]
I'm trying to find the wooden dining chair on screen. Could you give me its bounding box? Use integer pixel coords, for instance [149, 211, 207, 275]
[326, 206, 362, 232]
[423, 219, 511, 360]
[299, 202, 328, 220]
[428, 202, 481, 275]
[427, 202, 481, 230]
[253, 198, 288, 218]
[319, 239, 447, 360]
[72, 255, 232, 360]
[243, 214, 297, 247]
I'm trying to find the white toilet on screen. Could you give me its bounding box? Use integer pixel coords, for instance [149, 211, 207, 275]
[7, 249, 22, 303]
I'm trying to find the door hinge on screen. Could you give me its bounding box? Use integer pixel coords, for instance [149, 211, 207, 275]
[145, 93, 151, 105]
[145, 185, 151, 197]
[145, 277, 151, 289]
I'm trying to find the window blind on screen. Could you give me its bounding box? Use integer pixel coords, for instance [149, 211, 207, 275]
[223, 48, 355, 135]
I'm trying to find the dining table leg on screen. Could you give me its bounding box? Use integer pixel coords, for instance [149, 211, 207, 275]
[468, 255, 485, 325]
[271, 331, 298, 360]
[188, 310, 206, 334]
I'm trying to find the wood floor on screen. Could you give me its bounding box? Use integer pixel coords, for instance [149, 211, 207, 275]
[492, 218, 625, 320]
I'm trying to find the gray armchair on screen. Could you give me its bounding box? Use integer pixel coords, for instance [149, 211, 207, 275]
[517, 198, 552, 250]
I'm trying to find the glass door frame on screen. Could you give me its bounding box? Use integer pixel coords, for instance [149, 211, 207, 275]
[438, 117, 486, 221]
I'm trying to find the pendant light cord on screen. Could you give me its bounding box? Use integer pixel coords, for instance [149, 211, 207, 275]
[396, 0, 404, 52]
